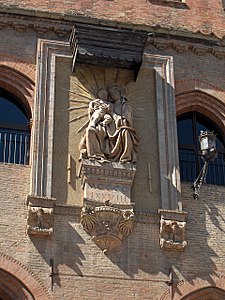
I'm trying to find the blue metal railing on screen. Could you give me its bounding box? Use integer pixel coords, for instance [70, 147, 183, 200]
[179, 149, 225, 186]
[0, 130, 30, 165]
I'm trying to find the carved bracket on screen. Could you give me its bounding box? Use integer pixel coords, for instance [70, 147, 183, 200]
[81, 204, 134, 253]
[158, 210, 187, 251]
[26, 195, 55, 237]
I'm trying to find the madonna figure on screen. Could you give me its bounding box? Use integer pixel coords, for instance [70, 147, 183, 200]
[79, 85, 138, 163]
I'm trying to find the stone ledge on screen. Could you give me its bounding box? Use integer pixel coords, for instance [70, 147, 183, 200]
[26, 195, 56, 207]
[147, 37, 225, 59]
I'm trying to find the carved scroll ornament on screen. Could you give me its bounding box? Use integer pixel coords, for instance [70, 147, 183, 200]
[81, 204, 134, 252]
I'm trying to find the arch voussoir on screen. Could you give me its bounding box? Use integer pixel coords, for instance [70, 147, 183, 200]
[0, 253, 52, 300]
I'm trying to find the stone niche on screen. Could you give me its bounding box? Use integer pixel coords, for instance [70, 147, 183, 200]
[79, 159, 136, 252]
[26, 195, 55, 237]
[158, 209, 187, 251]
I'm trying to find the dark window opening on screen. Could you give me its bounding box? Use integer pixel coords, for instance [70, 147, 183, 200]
[0, 89, 30, 165]
[177, 112, 225, 186]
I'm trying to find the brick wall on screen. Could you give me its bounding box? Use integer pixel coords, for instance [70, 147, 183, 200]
[51, 183, 225, 300]
[0, 12, 225, 299]
[0, 168, 225, 299]
[0, 0, 225, 38]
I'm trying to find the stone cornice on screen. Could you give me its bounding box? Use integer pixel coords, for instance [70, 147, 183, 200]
[55, 204, 159, 223]
[147, 37, 225, 59]
[1, 7, 225, 41]
[0, 11, 72, 37]
[55, 204, 82, 216]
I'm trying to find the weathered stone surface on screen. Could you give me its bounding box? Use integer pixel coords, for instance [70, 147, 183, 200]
[81, 204, 134, 252]
[159, 209, 187, 251]
[79, 159, 136, 206]
[26, 196, 55, 237]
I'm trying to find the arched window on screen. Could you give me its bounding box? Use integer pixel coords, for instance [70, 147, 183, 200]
[177, 112, 225, 186]
[0, 89, 30, 165]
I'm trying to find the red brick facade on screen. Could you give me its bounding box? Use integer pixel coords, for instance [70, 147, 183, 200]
[0, 0, 225, 38]
[0, 1, 225, 299]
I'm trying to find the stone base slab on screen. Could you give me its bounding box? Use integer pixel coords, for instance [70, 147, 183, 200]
[79, 159, 136, 206]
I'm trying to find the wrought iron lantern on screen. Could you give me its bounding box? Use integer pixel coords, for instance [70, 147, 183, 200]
[193, 131, 217, 200]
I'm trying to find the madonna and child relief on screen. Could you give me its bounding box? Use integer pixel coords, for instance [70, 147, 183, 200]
[80, 84, 138, 163]
[70, 82, 138, 164]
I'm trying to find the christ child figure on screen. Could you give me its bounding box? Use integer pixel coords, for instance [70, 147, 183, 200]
[88, 88, 113, 128]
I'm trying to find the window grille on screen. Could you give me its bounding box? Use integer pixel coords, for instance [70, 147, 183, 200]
[177, 112, 225, 186]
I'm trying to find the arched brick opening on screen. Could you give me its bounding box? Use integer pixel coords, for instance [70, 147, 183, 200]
[0, 269, 34, 300]
[176, 91, 225, 136]
[181, 286, 225, 299]
[175, 79, 225, 103]
[0, 55, 36, 165]
[0, 66, 34, 118]
[160, 276, 225, 300]
[0, 53, 35, 82]
[0, 53, 35, 118]
[0, 253, 52, 300]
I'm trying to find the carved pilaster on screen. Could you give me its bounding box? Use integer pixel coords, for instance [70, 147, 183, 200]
[26, 195, 55, 237]
[158, 210, 187, 251]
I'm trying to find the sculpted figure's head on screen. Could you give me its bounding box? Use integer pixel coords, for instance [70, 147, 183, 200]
[109, 85, 121, 102]
[96, 88, 108, 101]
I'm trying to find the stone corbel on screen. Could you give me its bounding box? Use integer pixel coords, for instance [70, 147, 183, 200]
[81, 203, 134, 253]
[26, 195, 56, 237]
[158, 210, 187, 251]
[79, 160, 136, 252]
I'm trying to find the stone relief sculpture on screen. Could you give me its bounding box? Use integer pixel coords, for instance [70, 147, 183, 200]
[27, 206, 53, 237]
[81, 202, 134, 253]
[69, 71, 137, 251]
[159, 217, 187, 251]
[79, 84, 138, 163]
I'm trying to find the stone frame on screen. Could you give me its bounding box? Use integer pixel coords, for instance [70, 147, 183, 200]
[142, 52, 181, 211]
[31, 40, 181, 212]
[31, 40, 72, 197]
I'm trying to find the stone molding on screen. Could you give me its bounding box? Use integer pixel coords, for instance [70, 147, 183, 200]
[142, 53, 181, 211]
[54, 203, 159, 223]
[158, 209, 187, 251]
[147, 37, 225, 59]
[79, 159, 136, 185]
[0, 252, 52, 300]
[31, 39, 72, 197]
[0, 12, 71, 37]
[79, 159, 136, 206]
